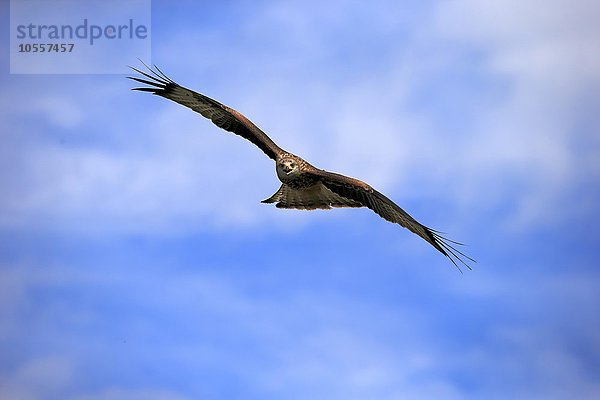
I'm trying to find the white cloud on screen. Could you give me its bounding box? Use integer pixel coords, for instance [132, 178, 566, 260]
[71, 388, 190, 400]
[432, 0, 600, 228]
[0, 353, 189, 400]
[2, 0, 598, 235]
[0, 356, 73, 400]
[2, 260, 599, 399]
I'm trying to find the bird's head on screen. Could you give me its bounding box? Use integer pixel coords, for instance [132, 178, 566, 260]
[277, 158, 299, 177]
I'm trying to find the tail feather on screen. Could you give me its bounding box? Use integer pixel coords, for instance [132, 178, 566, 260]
[261, 184, 362, 210]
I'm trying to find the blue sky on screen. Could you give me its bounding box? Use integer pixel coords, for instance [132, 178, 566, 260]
[1, 0, 600, 399]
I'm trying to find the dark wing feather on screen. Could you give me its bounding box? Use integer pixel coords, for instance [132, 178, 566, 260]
[308, 169, 475, 272]
[128, 62, 284, 160]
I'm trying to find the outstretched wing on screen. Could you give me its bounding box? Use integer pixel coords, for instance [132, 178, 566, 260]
[308, 169, 475, 271]
[128, 62, 284, 160]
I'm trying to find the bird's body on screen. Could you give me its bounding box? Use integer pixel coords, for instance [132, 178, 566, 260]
[265, 152, 364, 210]
[274, 153, 317, 189]
[129, 63, 474, 271]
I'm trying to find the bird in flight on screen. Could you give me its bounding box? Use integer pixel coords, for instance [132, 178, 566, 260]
[128, 62, 474, 271]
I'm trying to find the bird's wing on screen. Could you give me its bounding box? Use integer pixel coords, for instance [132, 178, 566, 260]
[307, 168, 475, 271]
[261, 183, 363, 210]
[128, 62, 285, 160]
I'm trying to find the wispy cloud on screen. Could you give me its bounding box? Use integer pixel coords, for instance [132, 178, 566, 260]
[1, 2, 599, 398]
[2, 0, 598, 235]
[1, 258, 599, 399]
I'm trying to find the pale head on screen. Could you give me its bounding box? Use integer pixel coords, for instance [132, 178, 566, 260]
[276, 157, 300, 180]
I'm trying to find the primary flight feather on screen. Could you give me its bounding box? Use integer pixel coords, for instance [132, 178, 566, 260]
[128, 63, 475, 271]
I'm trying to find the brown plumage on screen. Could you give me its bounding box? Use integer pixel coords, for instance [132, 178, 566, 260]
[128, 62, 475, 271]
